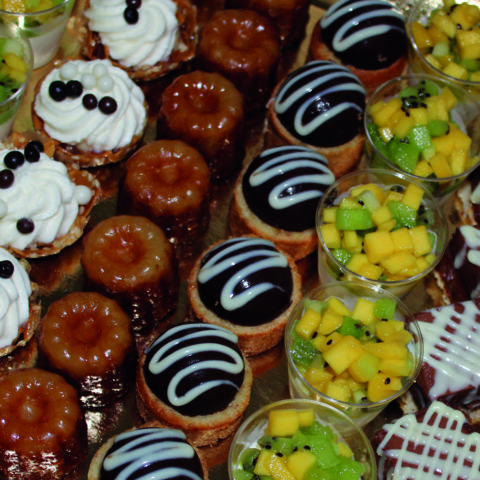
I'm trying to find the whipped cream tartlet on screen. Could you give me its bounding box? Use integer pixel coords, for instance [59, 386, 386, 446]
[0, 247, 40, 358]
[0, 141, 99, 257]
[83, 0, 198, 81]
[33, 59, 147, 168]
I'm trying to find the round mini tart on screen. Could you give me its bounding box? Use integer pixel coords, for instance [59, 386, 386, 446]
[188, 236, 302, 355]
[38, 291, 135, 409]
[0, 367, 87, 480]
[309, 0, 407, 94]
[196, 9, 281, 111]
[229, 145, 335, 261]
[0, 248, 40, 361]
[87, 423, 208, 480]
[32, 59, 148, 168]
[118, 139, 211, 248]
[136, 322, 252, 447]
[82, 0, 198, 82]
[81, 215, 179, 332]
[266, 60, 366, 179]
[0, 140, 100, 258]
[159, 70, 245, 182]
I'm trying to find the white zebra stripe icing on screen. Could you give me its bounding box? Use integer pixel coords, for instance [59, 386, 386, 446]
[417, 300, 480, 402]
[198, 237, 288, 312]
[147, 324, 243, 407]
[377, 401, 480, 479]
[101, 427, 203, 480]
[320, 0, 404, 53]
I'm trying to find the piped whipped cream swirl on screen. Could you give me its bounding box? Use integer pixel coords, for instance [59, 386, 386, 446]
[0, 147, 92, 251]
[274, 60, 366, 148]
[34, 60, 146, 152]
[197, 237, 293, 325]
[85, 0, 179, 68]
[143, 323, 245, 416]
[242, 146, 335, 232]
[100, 427, 203, 480]
[0, 248, 31, 349]
[320, 0, 406, 70]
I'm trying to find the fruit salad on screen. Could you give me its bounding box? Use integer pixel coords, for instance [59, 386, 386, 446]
[289, 295, 415, 406]
[0, 0, 65, 15]
[366, 78, 479, 183]
[410, 0, 480, 82]
[319, 180, 440, 283]
[234, 407, 366, 480]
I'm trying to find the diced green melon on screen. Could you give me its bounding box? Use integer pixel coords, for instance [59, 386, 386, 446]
[374, 298, 397, 320]
[335, 208, 374, 231]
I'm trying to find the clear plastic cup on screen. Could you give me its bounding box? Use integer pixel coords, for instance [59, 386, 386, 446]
[0, 21, 33, 140]
[284, 282, 423, 430]
[228, 398, 377, 480]
[1, 0, 75, 69]
[364, 74, 480, 199]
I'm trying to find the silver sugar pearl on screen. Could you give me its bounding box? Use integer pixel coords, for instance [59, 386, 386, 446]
[59, 63, 78, 81]
[97, 76, 114, 93]
[82, 73, 96, 90]
[93, 62, 108, 78]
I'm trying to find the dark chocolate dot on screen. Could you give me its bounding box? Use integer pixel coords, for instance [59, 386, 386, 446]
[66, 80, 83, 98]
[4, 151, 25, 169]
[0, 169, 14, 188]
[17, 218, 34, 234]
[49, 80, 67, 101]
[99, 96, 118, 114]
[82, 93, 98, 110]
[0, 260, 14, 278]
[124, 6, 139, 24]
[24, 141, 43, 163]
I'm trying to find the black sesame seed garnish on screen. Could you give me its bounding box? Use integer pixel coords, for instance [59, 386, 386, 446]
[66, 80, 83, 98]
[361, 396, 368, 402]
[358, 200, 364, 206]
[24, 141, 42, 163]
[124, 6, 139, 24]
[292, 447, 298, 453]
[276, 453, 283, 457]
[365, 330, 371, 336]
[265, 444, 272, 450]
[312, 332, 318, 339]
[82, 93, 98, 110]
[99, 96, 118, 114]
[304, 445, 311, 450]
[326, 339, 333, 345]
[0, 260, 14, 279]
[385, 377, 391, 385]
[381, 318, 388, 322]
[4, 151, 25, 169]
[16, 218, 35, 234]
[0, 169, 14, 189]
[49, 80, 67, 102]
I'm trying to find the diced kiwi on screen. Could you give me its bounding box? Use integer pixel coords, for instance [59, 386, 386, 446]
[388, 137, 420, 173]
[258, 435, 295, 456]
[337, 316, 366, 339]
[335, 208, 374, 231]
[366, 122, 389, 158]
[328, 456, 366, 479]
[304, 466, 333, 480]
[427, 119, 450, 137]
[373, 298, 396, 320]
[387, 200, 417, 229]
[332, 248, 353, 266]
[355, 189, 380, 213]
[240, 448, 260, 472]
[407, 125, 432, 151]
[234, 469, 255, 480]
[290, 331, 322, 368]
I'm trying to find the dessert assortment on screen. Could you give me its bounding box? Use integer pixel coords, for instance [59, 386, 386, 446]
[4, 0, 480, 478]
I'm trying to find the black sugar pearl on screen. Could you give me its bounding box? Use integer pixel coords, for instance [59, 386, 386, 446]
[0, 169, 14, 189]
[17, 218, 35, 234]
[124, 6, 139, 24]
[49, 80, 67, 102]
[24, 141, 43, 163]
[4, 151, 25, 169]
[66, 80, 83, 98]
[99, 96, 118, 114]
[126, 0, 141, 7]
[82, 93, 98, 110]
[0, 260, 14, 279]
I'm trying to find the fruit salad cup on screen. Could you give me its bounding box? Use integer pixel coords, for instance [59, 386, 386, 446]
[228, 398, 377, 480]
[0, 22, 33, 140]
[316, 169, 448, 298]
[285, 282, 423, 430]
[0, 0, 75, 69]
[365, 74, 480, 198]
[407, 0, 480, 99]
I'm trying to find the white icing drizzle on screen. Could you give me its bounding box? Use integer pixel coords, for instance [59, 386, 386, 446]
[377, 401, 480, 479]
[320, 0, 405, 53]
[0, 248, 31, 349]
[274, 62, 365, 137]
[85, 0, 180, 68]
[103, 427, 202, 480]
[34, 60, 146, 153]
[453, 225, 480, 298]
[417, 300, 480, 401]
[0, 148, 93, 251]
[249, 147, 335, 210]
[198, 237, 289, 311]
[147, 323, 244, 407]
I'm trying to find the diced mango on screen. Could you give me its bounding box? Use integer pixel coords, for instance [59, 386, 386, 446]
[402, 183, 424, 210]
[327, 297, 351, 316]
[348, 351, 380, 383]
[295, 308, 322, 340]
[323, 336, 364, 374]
[351, 298, 376, 325]
[267, 409, 299, 437]
[317, 310, 343, 335]
[363, 230, 395, 264]
[367, 373, 403, 402]
[380, 251, 417, 275]
[390, 228, 414, 253]
[287, 451, 317, 480]
[320, 223, 341, 249]
[409, 225, 432, 256]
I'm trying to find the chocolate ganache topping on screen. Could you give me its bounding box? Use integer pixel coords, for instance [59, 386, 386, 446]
[100, 427, 204, 480]
[242, 146, 335, 232]
[320, 0, 407, 70]
[274, 60, 366, 148]
[143, 323, 245, 416]
[197, 237, 293, 325]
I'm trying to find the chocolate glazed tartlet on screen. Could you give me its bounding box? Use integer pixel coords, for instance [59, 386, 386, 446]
[136, 322, 252, 446]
